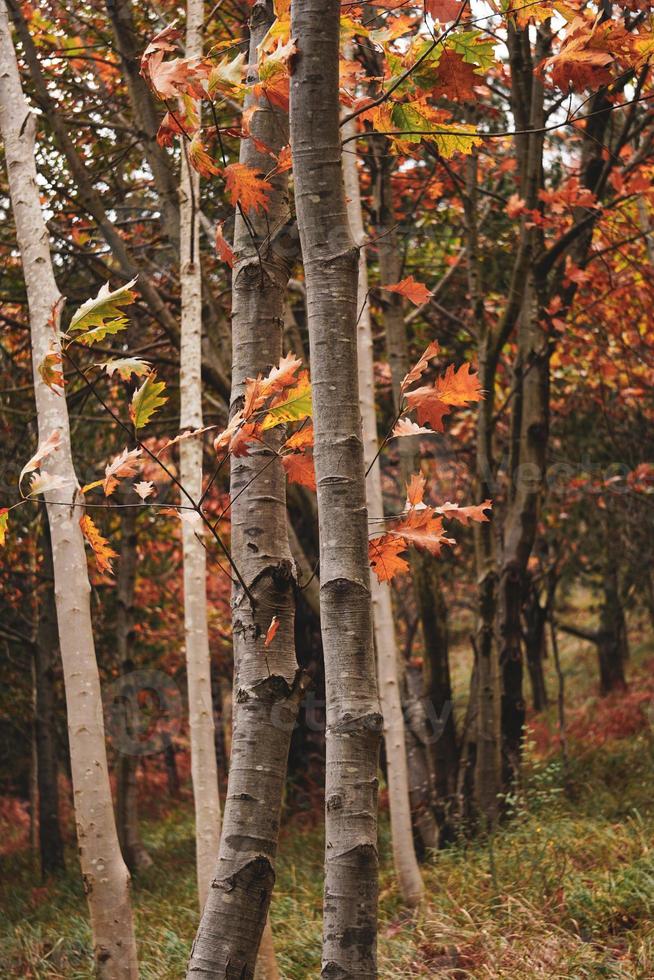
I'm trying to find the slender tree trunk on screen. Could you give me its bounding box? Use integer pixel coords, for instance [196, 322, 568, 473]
[403, 664, 439, 853]
[179, 0, 222, 912]
[34, 522, 65, 877]
[291, 5, 383, 974]
[187, 3, 304, 974]
[370, 129, 458, 840]
[597, 567, 628, 695]
[0, 6, 138, 975]
[342, 117, 423, 904]
[523, 582, 548, 712]
[115, 501, 152, 875]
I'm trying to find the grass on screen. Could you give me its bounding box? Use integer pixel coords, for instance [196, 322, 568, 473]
[2, 620, 654, 978]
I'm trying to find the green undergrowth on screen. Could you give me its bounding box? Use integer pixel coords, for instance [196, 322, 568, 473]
[2, 636, 654, 978]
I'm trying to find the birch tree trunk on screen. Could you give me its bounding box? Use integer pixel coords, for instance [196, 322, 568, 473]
[342, 120, 423, 906]
[187, 2, 303, 974]
[0, 5, 138, 975]
[290, 4, 383, 974]
[179, 0, 222, 911]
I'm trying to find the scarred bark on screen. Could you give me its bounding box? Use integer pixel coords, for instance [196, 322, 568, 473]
[290, 4, 383, 975]
[187, 3, 304, 974]
[0, 4, 138, 974]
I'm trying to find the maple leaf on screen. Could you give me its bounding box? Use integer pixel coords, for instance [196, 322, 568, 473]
[142, 23, 181, 60]
[404, 386, 451, 431]
[207, 51, 246, 98]
[282, 452, 316, 491]
[392, 418, 434, 438]
[283, 423, 314, 451]
[189, 135, 221, 178]
[215, 222, 235, 267]
[435, 499, 492, 525]
[369, 534, 409, 583]
[28, 471, 74, 498]
[260, 352, 303, 397]
[103, 447, 142, 496]
[252, 74, 290, 111]
[263, 615, 280, 649]
[391, 508, 455, 556]
[224, 163, 273, 214]
[80, 514, 118, 575]
[425, 0, 463, 23]
[431, 50, 478, 102]
[134, 480, 155, 501]
[99, 357, 151, 380]
[383, 275, 432, 307]
[39, 351, 64, 393]
[19, 431, 62, 488]
[157, 110, 187, 148]
[67, 278, 137, 347]
[401, 340, 439, 392]
[130, 373, 168, 430]
[142, 51, 207, 100]
[0, 509, 8, 547]
[406, 473, 426, 508]
[262, 375, 312, 430]
[435, 363, 483, 406]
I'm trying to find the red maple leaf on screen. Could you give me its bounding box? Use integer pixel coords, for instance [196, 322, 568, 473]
[224, 163, 273, 214]
[383, 275, 432, 307]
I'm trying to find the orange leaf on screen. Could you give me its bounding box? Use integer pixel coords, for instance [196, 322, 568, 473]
[215, 222, 235, 267]
[406, 473, 426, 508]
[383, 275, 432, 307]
[103, 447, 142, 497]
[283, 423, 314, 452]
[400, 340, 439, 393]
[80, 514, 118, 575]
[425, 0, 462, 22]
[260, 352, 303, 396]
[369, 534, 410, 583]
[252, 74, 290, 111]
[282, 452, 316, 491]
[390, 508, 455, 556]
[435, 362, 483, 406]
[436, 499, 492, 525]
[224, 163, 273, 213]
[189, 135, 221, 178]
[404, 387, 451, 432]
[264, 615, 280, 648]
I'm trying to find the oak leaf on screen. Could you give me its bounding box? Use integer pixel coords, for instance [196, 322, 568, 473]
[224, 163, 273, 214]
[19, 431, 62, 488]
[401, 340, 439, 392]
[282, 452, 316, 491]
[435, 499, 492, 525]
[130, 373, 168, 430]
[390, 508, 455, 556]
[369, 534, 410, 583]
[102, 447, 142, 496]
[392, 418, 434, 438]
[67, 278, 137, 347]
[80, 514, 118, 575]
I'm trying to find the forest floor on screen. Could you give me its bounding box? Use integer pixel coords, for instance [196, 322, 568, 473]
[2, 603, 654, 979]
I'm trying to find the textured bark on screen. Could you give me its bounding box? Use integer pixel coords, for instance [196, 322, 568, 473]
[187, 3, 302, 974]
[402, 665, 439, 853]
[343, 116, 423, 905]
[34, 522, 65, 877]
[290, 5, 383, 974]
[179, 0, 222, 912]
[115, 501, 152, 875]
[0, 5, 138, 975]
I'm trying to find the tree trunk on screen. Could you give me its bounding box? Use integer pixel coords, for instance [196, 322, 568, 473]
[179, 0, 222, 912]
[115, 501, 152, 875]
[597, 568, 628, 695]
[402, 664, 439, 854]
[342, 115, 423, 905]
[187, 3, 303, 974]
[0, 6, 138, 975]
[290, 5, 383, 974]
[523, 581, 548, 713]
[34, 522, 65, 877]
[370, 126, 458, 842]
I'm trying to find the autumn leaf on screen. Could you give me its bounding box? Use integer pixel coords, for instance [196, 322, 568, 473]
[435, 499, 492, 525]
[425, 0, 463, 23]
[401, 340, 439, 392]
[142, 23, 181, 59]
[369, 534, 409, 583]
[224, 163, 273, 214]
[207, 51, 246, 97]
[252, 74, 290, 112]
[142, 51, 207, 100]
[156, 426, 216, 455]
[392, 418, 434, 438]
[260, 352, 303, 397]
[262, 375, 312, 429]
[19, 431, 62, 488]
[283, 423, 314, 451]
[39, 351, 64, 393]
[406, 473, 426, 508]
[404, 386, 451, 432]
[67, 278, 137, 347]
[99, 357, 151, 380]
[130, 373, 168, 430]
[263, 615, 280, 649]
[390, 508, 455, 556]
[435, 363, 483, 406]
[215, 222, 235, 267]
[80, 514, 118, 575]
[431, 50, 478, 102]
[102, 447, 142, 496]
[189, 135, 221, 178]
[28, 471, 74, 498]
[383, 275, 432, 307]
[0, 509, 8, 547]
[282, 452, 316, 491]
[134, 480, 155, 501]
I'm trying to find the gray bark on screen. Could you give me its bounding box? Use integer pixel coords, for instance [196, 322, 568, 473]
[290, 4, 383, 975]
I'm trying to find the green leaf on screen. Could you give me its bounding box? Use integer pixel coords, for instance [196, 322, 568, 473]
[130, 372, 168, 431]
[447, 31, 496, 73]
[99, 357, 151, 380]
[67, 277, 138, 347]
[390, 104, 481, 157]
[262, 379, 312, 430]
